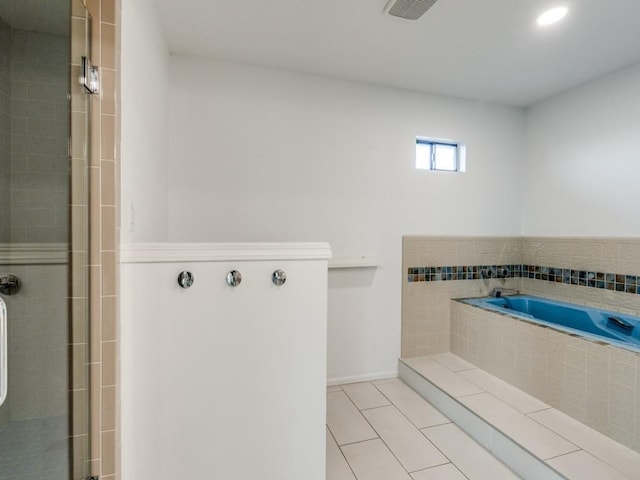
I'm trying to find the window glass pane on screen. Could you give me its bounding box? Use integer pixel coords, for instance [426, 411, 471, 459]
[434, 144, 457, 171]
[415, 142, 432, 170]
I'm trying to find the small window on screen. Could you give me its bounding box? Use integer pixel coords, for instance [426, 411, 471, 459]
[416, 138, 465, 172]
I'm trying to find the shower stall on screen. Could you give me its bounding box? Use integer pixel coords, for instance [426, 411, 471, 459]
[0, 0, 92, 478]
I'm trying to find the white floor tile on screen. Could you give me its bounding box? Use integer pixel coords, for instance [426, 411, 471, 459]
[459, 393, 578, 460]
[327, 390, 378, 446]
[411, 463, 468, 480]
[376, 379, 450, 429]
[372, 376, 400, 386]
[460, 369, 550, 414]
[342, 382, 391, 410]
[547, 450, 632, 480]
[363, 405, 448, 473]
[422, 423, 519, 479]
[431, 352, 476, 372]
[402, 357, 483, 398]
[326, 427, 356, 480]
[529, 409, 640, 480]
[327, 385, 343, 393]
[341, 439, 413, 480]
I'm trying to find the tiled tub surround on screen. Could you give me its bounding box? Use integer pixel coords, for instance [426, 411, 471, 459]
[450, 300, 640, 453]
[402, 236, 523, 357]
[402, 236, 640, 358]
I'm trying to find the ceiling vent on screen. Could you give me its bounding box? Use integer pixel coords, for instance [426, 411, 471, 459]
[384, 0, 438, 20]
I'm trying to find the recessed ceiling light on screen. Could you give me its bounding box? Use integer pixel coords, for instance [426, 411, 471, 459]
[537, 6, 568, 26]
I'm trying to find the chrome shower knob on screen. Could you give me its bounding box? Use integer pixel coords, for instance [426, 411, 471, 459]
[177, 271, 194, 289]
[0, 275, 21, 295]
[226, 270, 242, 287]
[272, 270, 287, 286]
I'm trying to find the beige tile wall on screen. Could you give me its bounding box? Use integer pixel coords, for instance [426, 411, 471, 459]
[451, 300, 640, 453]
[521, 237, 640, 315]
[404, 235, 640, 452]
[402, 236, 522, 357]
[81, 0, 120, 478]
[402, 236, 640, 357]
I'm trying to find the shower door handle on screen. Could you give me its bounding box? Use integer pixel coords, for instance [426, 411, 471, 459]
[0, 296, 7, 407]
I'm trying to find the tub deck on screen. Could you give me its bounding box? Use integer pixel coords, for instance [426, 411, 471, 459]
[400, 353, 640, 480]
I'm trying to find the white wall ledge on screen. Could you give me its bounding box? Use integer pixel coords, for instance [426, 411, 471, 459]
[328, 256, 380, 269]
[121, 242, 332, 263]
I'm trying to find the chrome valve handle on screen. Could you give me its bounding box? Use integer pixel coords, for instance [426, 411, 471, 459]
[0, 275, 21, 296]
[272, 270, 287, 286]
[226, 270, 242, 287]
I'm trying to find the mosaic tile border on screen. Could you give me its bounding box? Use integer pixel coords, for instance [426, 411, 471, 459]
[407, 264, 640, 295]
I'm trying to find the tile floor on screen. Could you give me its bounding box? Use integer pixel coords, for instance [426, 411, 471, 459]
[326, 377, 520, 479]
[401, 353, 640, 480]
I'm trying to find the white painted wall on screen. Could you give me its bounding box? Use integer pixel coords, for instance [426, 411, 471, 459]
[522, 62, 640, 236]
[166, 57, 525, 381]
[121, 0, 169, 242]
[121, 244, 329, 480]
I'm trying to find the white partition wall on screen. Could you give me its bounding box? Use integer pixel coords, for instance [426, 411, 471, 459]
[120, 243, 331, 480]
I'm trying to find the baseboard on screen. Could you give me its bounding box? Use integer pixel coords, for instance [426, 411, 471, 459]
[327, 370, 398, 386]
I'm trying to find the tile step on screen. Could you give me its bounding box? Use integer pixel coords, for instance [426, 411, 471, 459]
[399, 355, 640, 480]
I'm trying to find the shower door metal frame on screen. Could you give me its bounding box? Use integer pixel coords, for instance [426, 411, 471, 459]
[70, 0, 94, 478]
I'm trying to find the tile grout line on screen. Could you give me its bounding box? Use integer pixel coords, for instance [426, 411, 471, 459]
[370, 381, 461, 476]
[400, 358, 569, 479]
[326, 424, 359, 480]
[346, 381, 438, 478]
[524, 411, 639, 480]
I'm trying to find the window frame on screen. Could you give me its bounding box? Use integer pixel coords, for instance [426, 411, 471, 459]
[415, 138, 465, 172]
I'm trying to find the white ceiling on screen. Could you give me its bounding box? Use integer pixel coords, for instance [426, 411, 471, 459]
[153, 0, 640, 107]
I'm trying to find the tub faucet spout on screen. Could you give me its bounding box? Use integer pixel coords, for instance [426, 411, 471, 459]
[490, 287, 520, 298]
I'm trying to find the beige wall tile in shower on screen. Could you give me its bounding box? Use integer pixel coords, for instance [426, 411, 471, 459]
[100, 160, 115, 205]
[100, 114, 115, 160]
[101, 295, 116, 341]
[101, 206, 116, 251]
[87, 0, 101, 25]
[101, 386, 116, 431]
[102, 251, 116, 295]
[101, 69, 116, 115]
[102, 341, 117, 386]
[101, 23, 115, 69]
[72, 0, 86, 17]
[101, 0, 115, 24]
[102, 430, 115, 475]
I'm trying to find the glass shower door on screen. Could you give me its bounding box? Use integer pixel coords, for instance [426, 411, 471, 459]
[0, 0, 91, 478]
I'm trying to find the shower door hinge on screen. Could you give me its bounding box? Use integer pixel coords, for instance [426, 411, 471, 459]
[81, 56, 100, 94]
